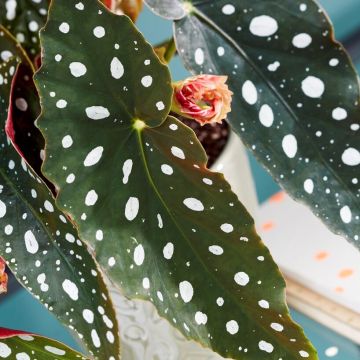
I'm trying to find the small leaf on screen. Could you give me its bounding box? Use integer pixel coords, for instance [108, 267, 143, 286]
[146, 0, 360, 246]
[0, 327, 89, 359]
[35, 1, 317, 358]
[0, 58, 120, 359]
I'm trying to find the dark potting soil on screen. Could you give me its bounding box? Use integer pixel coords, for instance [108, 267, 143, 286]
[178, 116, 230, 168]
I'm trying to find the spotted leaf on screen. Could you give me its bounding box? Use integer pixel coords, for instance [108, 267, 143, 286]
[0, 26, 32, 67]
[0, 0, 115, 63]
[145, 0, 360, 247]
[35, 1, 317, 358]
[0, 59, 120, 359]
[0, 327, 89, 359]
[0, 0, 48, 61]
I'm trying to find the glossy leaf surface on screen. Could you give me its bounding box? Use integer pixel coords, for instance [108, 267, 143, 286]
[35, 0, 317, 358]
[0, 327, 88, 359]
[0, 58, 120, 359]
[146, 0, 360, 246]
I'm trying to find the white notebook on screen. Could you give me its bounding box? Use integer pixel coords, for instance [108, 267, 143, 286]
[257, 191, 360, 343]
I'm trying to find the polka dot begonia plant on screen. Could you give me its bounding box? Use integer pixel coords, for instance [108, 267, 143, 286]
[145, 0, 360, 246]
[0, 0, 358, 359]
[0, 57, 120, 359]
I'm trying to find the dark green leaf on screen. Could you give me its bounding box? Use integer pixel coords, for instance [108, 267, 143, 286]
[0, 58, 120, 359]
[0, 25, 32, 67]
[0, 0, 114, 62]
[0, 327, 88, 359]
[0, 0, 48, 60]
[146, 0, 360, 246]
[35, 0, 317, 358]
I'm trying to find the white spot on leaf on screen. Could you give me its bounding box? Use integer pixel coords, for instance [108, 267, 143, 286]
[259, 104, 274, 127]
[125, 197, 139, 221]
[85, 190, 98, 206]
[249, 15, 278, 37]
[195, 311, 208, 325]
[171, 146, 185, 159]
[62, 279, 79, 301]
[226, 320, 239, 335]
[183, 198, 204, 211]
[179, 281, 193, 303]
[194, 48, 204, 65]
[242, 80, 258, 105]
[122, 159, 133, 184]
[234, 272, 250, 286]
[110, 57, 124, 79]
[134, 244, 145, 266]
[93, 26, 105, 38]
[208, 245, 224, 255]
[220, 223, 233, 233]
[301, 76, 325, 98]
[341, 147, 360, 166]
[282, 134, 298, 158]
[24, 230, 39, 254]
[163, 242, 174, 260]
[259, 340, 274, 353]
[304, 179, 314, 194]
[340, 206, 352, 224]
[292, 33, 312, 48]
[84, 146, 104, 167]
[332, 107, 347, 120]
[85, 106, 110, 120]
[69, 62, 87, 77]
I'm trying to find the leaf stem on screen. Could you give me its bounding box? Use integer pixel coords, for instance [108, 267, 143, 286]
[163, 37, 177, 64]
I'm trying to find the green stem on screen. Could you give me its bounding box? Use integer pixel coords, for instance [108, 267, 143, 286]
[163, 37, 177, 64]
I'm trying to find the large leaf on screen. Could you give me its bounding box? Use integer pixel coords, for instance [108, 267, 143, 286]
[0, 58, 120, 359]
[0, 327, 88, 359]
[35, 0, 317, 358]
[145, 0, 360, 247]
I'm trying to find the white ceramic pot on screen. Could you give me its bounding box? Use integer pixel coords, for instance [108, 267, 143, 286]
[111, 133, 258, 359]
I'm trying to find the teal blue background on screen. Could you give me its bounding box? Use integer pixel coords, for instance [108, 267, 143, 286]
[1, 1, 360, 359]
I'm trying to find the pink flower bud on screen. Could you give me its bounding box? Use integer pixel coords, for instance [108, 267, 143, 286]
[0, 257, 7, 294]
[172, 75, 233, 125]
